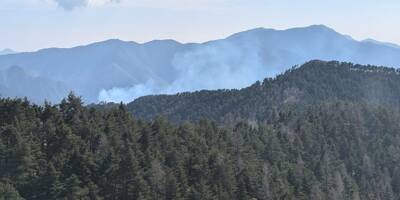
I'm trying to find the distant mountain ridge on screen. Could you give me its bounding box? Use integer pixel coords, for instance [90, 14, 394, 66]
[363, 38, 400, 49]
[0, 66, 68, 102]
[1, 25, 400, 103]
[0, 49, 17, 56]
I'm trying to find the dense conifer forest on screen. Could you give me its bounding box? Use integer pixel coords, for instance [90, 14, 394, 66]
[128, 60, 400, 123]
[2, 61, 400, 199]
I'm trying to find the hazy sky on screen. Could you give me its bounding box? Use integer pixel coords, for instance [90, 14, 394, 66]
[1, 0, 399, 51]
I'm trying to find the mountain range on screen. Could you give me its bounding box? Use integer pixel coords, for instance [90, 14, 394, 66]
[1, 25, 400, 103]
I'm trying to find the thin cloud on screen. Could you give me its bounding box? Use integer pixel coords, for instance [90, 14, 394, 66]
[53, 0, 120, 10]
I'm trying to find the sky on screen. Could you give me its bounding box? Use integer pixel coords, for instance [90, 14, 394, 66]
[1, 0, 399, 52]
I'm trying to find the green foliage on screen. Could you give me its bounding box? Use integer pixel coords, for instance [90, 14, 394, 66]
[128, 60, 400, 124]
[0, 182, 24, 200]
[2, 61, 400, 199]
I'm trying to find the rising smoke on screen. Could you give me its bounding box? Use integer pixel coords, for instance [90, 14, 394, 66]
[98, 40, 269, 102]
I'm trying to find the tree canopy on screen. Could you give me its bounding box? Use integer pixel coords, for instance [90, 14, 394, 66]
[2, 61, 400, 199]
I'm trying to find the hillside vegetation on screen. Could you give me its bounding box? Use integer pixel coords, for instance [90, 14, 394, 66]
[129, 60, 400, 123]
[2, 61, 400, 199]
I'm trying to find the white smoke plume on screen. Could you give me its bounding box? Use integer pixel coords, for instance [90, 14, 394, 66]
[98, 40, 269, 103]
[98, 79, 159, 103]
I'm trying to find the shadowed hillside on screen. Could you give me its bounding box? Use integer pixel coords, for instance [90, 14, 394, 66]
[2, 60, 400, 199]
[128, 60, 400, 123]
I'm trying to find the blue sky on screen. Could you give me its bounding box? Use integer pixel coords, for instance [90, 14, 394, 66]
[1, 0, 399, 51]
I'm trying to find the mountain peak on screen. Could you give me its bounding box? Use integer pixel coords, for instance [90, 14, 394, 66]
[0, 48, 17, 56]
[90, 39, 138, 46]
[227, 24, 342, 40]
[143, 39, 182, 46]
[285, 24, 340, 35]
[362, 38, 400, 49]
[304, 24, 334, 31]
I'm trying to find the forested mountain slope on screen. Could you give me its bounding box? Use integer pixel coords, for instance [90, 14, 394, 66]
[128, 60, 400, 123]
[3, 61, 400, 199]
[1, 95, 400, 199]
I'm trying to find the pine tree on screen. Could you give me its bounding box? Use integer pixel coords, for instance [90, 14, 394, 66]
[0, 182, 23, 200]
[61, 174, 89, 200]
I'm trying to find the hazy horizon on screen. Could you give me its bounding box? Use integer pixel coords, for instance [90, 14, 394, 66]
[1, 0, 400, 52]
